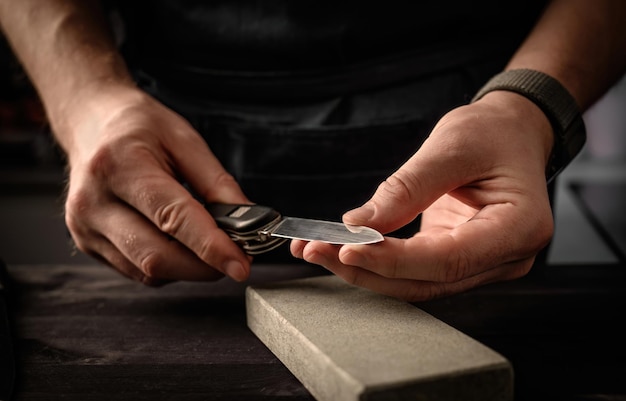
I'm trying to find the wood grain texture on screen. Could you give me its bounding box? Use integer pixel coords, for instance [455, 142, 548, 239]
[8, 263, 325, 401]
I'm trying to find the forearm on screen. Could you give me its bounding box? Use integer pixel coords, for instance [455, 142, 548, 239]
[507, 0, 626, 110]
[0, 0, 135, 152]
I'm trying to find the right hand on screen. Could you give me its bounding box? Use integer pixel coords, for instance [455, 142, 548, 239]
[61, 84, 252, 285]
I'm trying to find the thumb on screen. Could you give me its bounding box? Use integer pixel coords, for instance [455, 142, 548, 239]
[343, 132, 475, 234]
[342, 169, 429, 234]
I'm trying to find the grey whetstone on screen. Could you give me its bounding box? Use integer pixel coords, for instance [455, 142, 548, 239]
[246, 275, 513, 401]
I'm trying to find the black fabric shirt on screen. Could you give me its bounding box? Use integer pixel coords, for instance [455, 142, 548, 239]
[110, 1, 548, 82]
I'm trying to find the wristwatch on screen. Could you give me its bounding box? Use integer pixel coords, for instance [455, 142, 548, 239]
[472, 68, 587, 183]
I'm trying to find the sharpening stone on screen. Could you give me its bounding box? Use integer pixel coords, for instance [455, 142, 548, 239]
[246, 275, 513, 401]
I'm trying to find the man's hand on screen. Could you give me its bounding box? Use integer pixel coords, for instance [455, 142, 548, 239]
[64, 86, 251, 285]
[291, 91, 555, 301]
[0, 0, 254, 284]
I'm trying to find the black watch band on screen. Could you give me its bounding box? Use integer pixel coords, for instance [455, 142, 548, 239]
[471, 68, 586, 183]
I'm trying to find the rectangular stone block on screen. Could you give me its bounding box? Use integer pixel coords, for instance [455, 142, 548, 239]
[246, 275, 513, 401]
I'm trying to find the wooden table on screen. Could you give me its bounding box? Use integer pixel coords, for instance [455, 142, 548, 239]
[5, 261, 626, 401]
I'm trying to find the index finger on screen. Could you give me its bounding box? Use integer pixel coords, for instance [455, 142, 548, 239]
[109, 153, 252, 281]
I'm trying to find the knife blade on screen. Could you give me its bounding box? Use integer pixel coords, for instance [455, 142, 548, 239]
[205, 203, 384, 255]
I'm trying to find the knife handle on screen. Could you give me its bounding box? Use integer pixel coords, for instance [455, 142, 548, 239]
[204, 203, 287, 255]
[205, 203, 281, 233]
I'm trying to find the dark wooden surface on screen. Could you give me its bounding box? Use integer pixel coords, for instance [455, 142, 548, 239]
[5, 260, 626, 401]
[7, 263, 326, 401]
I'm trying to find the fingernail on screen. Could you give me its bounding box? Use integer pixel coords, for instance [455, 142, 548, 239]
[344, 203, 375, 223]
[223, 259, 247, 282]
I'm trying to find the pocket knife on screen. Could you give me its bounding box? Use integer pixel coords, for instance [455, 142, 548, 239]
[205, 203, 384, 255]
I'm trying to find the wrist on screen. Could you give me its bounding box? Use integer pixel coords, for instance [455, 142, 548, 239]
[477, 90, 555, 160]
[472, 69, 587, 183]
[49, 80, 146, 160]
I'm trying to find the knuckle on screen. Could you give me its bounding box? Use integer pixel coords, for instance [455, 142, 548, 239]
[154, 199, 189, 237]
[376, 172, 419, 204]
[86, 136, 150, 182]
[86, 144, 120, 179]
[65, 194, 92, 230]
[65, 186, 96, 217]
[64, 189, 98, 240]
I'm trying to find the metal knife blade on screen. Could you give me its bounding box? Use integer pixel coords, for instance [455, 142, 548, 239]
[205, 203, 384, 255]
[261, 216, 383, 245]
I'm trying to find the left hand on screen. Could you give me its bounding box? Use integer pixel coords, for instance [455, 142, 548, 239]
[291, 91, 556, 301]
